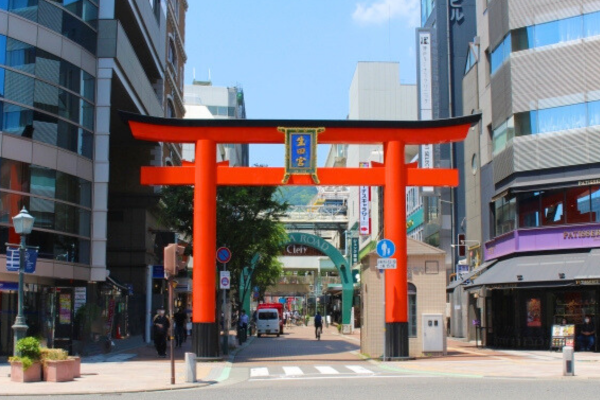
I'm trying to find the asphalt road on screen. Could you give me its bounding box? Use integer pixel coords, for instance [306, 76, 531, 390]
[7, 375, 600, 400]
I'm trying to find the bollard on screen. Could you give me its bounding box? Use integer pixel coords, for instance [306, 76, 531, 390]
[185, 352, 197, 383]
[562, 346, 574, 376]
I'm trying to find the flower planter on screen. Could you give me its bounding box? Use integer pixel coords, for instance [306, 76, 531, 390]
[68, 356, 81, 378]
[10, 361, 42, 383]
[43, 360, 74, 382]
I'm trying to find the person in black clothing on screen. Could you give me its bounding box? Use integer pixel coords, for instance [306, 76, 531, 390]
[174, 308, 187, 348]
[153, 307, 170, 357]
[577, 315, 596, 351]
[314, 311, 323, 339]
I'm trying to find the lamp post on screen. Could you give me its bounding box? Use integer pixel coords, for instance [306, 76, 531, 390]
[11, 207, 35, 356]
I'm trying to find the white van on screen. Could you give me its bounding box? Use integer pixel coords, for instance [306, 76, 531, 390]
[256, 308, 280, 337]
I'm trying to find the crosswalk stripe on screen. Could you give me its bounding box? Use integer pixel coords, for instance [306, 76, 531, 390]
[315, 366, 339, 374]
[346, 365, 374, 374]
[283, 366, 304, 376]
[250, 367, 269, 377]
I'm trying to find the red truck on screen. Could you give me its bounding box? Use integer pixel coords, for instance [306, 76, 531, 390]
[256, 303, 284, 334]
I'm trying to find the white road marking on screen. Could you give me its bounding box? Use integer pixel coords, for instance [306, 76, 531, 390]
[250, 367, 269, 377]
[315, 366, 339, 374]
[283, 366, 304, 376]
[346, 365, 374, 374]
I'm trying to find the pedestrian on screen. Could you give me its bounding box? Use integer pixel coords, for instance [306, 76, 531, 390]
[153, 307, 169, 357]
[577, 315, 596, 351]
[174, 307, 187, 348]
[238, 309, 249, 344]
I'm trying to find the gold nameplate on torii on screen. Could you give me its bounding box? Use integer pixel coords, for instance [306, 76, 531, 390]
[279, 127, 324, 184]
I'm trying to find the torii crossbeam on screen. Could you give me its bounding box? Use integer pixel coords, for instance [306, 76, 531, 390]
[121, 112, 480, 359]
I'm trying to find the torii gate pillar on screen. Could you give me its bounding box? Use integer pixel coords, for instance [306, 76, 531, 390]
[384, 140, 409, 358]
[192, 139, 219, 357]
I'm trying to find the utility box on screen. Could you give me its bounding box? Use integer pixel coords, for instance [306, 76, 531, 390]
[422, 313, 444, 352]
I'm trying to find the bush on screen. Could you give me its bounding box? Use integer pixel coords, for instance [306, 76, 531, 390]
[40, 348, 68, 363]
[16, 337, 41, 361]
[9, 337, 41, 371]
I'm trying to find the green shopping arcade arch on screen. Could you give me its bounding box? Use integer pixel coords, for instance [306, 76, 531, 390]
[239, 232, 355, 331]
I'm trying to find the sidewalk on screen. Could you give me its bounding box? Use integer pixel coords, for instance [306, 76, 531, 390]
[2, 333, 599, 396]
[0, 335, 234, 396]
[381, 338, 600, 380]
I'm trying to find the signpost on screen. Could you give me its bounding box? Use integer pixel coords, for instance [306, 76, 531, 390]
[376, 239, 396, 258]
[219, 271, 230, 289]
[377, 259, 398, 269]
[6, 246, 38, 273]
[351, 237, 359, 265]
[216, 247, 232, 355]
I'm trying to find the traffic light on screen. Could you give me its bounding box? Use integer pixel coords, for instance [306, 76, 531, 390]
[457, 233, 466, 257]
[164, 243, 186, 277]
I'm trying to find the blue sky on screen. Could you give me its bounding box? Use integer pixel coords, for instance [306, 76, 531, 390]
[184, 0, 420, 166]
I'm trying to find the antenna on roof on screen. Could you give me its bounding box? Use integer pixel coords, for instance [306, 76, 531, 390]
[193, 67, 196, 80]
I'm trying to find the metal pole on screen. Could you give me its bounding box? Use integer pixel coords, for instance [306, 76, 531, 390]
[169, 278, 175, 385]
[12, 234, 28, 356]
[222, 263, 228, 355]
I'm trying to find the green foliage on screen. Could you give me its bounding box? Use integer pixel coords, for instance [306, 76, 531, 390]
[16, 337, 41, 361]
[159, 185, 290, 302]
[10, 337, 41, 370]
[273, 186, 317, 205]
[40, 348, 68, 364]
[9, 356, 33, 370]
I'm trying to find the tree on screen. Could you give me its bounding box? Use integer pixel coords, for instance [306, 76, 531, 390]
[159, 185, 289, 305]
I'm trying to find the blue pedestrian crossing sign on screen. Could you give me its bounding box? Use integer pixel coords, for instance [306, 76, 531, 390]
[376, 239, 395, 258]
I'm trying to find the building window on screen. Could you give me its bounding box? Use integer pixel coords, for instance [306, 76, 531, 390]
[541, 190, 565, 226]
[518, 192, 541, 228]
[494, 196, 516, 235]
[421, 0, 435, 26]
[168, 38, 177, 71]
[490, 33, 511, 76]
[408, 283, 417, 337]
[166, 99, 175, 118]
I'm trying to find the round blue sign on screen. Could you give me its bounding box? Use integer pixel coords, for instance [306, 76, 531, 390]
[216, 247, 232, 263]
[376, 239, 395, 258]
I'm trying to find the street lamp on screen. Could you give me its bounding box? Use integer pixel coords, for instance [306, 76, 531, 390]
[12, 206, 35, 356]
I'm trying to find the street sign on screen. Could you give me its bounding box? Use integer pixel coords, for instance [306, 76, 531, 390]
[278, 297, 286, 304]
[376, 239, 395, 258]
[220, 271, 231, 289]
[377, 258, 397, 269]
[216, 247, 232, 264]
[351, 237, 359, 265]
[6, 247, 38, 273]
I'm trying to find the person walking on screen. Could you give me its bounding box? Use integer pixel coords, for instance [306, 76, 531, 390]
[314, 311, 323, 339]
[153, 307, 169, 357]
[174, 308, 187, 348]
[238, 309, 249, 344]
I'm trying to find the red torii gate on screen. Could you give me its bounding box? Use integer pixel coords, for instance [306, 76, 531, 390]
[121, 112, 479, 358]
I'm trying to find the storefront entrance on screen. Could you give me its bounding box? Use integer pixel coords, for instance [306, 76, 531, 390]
[486, 287, 599, 351]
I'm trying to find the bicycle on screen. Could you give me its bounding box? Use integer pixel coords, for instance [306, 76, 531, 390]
[315, 325, 322, 340]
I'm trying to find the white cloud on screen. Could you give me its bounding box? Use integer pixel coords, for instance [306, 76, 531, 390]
[353, 0, 420, 27]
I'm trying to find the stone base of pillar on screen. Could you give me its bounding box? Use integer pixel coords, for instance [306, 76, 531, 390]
[192, 323, 219, 359]
[341, 324, 353, 334]
[384, 322, 409, 360]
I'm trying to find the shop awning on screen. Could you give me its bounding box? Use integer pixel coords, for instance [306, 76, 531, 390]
[446, 260, 497, 291]
[463, 251, 598, 290]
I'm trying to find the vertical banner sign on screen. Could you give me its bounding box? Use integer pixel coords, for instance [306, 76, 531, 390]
[280, 127, 324, 184]
[6, 246, 38, 273]
[359, 162, 371, 235]
[351, 237, 359, 265]
[418, 30, 434, 194]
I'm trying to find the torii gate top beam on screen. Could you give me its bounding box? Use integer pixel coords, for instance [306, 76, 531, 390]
[120, 111, 480, 145]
